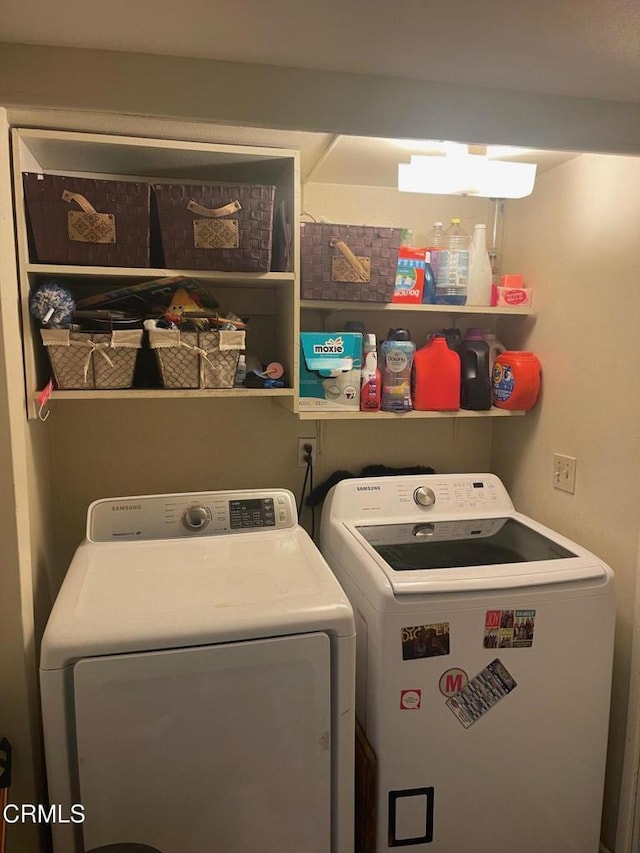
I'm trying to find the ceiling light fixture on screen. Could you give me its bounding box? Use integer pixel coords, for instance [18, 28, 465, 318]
[398, 149, 537, 199]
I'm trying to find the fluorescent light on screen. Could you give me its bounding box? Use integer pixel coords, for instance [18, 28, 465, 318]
[398, 154, 537, 198]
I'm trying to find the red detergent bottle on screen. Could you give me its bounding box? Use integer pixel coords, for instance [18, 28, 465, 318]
[492, 351, 542, 410]
[412, 334, 461, 410]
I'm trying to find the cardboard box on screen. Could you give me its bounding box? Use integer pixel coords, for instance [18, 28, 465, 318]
[299, 332, 362, 411]
[491, 285, 533, 308]
[392, 246, 427, 304]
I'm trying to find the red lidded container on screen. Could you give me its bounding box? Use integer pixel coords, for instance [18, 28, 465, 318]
[492, 351, 541, 411]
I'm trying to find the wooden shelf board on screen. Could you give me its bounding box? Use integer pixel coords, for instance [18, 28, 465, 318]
[37, 387, 294, 401]
[297, 407, 525, 420]
[26, 264, 295, 285]
[300, 300, 532, 316]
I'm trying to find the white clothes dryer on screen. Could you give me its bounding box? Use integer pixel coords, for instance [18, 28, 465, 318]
[320, 473, 615, 853]
[40, 489, 355, 853]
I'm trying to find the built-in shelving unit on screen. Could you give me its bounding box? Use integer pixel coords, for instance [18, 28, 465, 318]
[12, 128, 300, 419]
[12, 125, 533, 423]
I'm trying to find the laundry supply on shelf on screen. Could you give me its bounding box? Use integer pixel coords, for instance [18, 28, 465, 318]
[492, 351, 542, 410]
[381, 329, 415, 413]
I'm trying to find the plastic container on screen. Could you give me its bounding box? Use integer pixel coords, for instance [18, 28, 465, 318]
[412, 334, 461, 411]
[234, 353, 247, 387]
[424, 221, 444, 299]
[466, 224, 493, 306]
[422, 255, 436, 305]
[360, 334, 381, 412]
[492, 351, 542, 411]
[435, 218, 469, 306]
[458, 328, 491, 410]
[483, 331, 506, 375]
[381, 329, 415, 413]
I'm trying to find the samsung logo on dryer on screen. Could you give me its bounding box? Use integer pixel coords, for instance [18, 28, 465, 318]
[111, 504, 142, 512]
[357, 485, 381, 492]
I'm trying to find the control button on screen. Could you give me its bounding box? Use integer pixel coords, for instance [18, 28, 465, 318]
[413, 486, 436, 508]
[277, 496, 287, 505]
[182, 505, 211, 532]
[278, 510, 288, 522]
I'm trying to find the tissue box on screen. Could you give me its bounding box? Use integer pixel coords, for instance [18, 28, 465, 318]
[299, 332, 362, 411]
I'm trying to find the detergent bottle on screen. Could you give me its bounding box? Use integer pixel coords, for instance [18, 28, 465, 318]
[412, 334, 461, 411]
[458, 328, 491, 410]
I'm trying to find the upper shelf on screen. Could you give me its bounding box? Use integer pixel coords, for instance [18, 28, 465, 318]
[300, 299, 533, 315]
[26, 263, 296, 287]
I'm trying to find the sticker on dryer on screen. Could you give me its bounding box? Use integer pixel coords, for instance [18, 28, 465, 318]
[446, 658, 517, 729]
[400, 689, 422, 710]
[483, 609, 536, 649]
[438, 667, 469, 698]
[402, 623, 450, 660]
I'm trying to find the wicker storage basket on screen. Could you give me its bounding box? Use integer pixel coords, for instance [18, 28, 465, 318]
[148, 328, 246, 389]
[23, 174, 150, 267]
[153, 183, 276, 272]
[41, 329, 143, 390]
[300, 222, 402, 302]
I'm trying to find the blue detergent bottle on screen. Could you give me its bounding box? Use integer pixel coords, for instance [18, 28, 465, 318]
[381, 328, 416, 412]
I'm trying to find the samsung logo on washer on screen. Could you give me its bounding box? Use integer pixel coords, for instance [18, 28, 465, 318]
[357, 485, 381, 492]
[112, 504, 142, 512]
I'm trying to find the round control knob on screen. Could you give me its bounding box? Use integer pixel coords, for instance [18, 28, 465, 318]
[413, 486, 436, 508]
[182, 505, 211, 531]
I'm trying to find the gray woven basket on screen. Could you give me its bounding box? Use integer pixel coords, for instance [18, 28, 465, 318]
[300, 222, 402, 302]
[149, 328, 245, 389]
[41, 329, 143, 390]
[153, 183, 275, 272]
[23, 174, 150, 267]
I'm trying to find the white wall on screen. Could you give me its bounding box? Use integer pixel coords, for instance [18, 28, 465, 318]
[2, 44, 640, 851]
[491, 151, 640, 850]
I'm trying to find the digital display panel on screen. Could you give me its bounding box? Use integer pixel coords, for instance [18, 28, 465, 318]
[229, 498, 275, 529]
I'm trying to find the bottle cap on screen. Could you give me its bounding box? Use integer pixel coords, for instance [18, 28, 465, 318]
[451, 218, 461, 225]
[363, 333, 377, 350]
[387, 328, 411, 342]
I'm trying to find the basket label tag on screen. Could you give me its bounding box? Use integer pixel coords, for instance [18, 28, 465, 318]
[332, 254, 371, 283]
[67, 211, 116, 244]
[193, 219, 239, 249]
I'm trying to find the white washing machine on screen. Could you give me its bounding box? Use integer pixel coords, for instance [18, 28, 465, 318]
[40, 489, 355, 853]
[320, 473, 615, 853]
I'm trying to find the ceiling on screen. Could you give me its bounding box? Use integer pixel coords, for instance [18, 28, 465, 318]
[2, 0, 633, 186]
[2, 0, 640, 105]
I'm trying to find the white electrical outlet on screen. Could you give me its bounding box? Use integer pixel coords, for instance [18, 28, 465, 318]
[297, 438, 318, 468]
[553, 453, 577, 493]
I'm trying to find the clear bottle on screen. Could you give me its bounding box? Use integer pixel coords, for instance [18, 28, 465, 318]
[422, 221, 443, 305]
[435, 218, 469, 306]
[466, 224, 493, 306]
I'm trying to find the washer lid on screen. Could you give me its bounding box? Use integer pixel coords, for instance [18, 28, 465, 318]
[40, 527, 354, 670]
[341, 513, 608, 595]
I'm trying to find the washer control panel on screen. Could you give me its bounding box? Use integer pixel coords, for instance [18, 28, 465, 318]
[328, 474, 513, 521]
[89, 490, 297, 541]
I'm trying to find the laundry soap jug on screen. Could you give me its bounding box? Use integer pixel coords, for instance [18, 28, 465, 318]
[412, 334, 461, 411]
[381, 329, 415, 412]
[493, 351, 542, 410]
[458, 328, 491, 410]
[466, 224, 493, 306]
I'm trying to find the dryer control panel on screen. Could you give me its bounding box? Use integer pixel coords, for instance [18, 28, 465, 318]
[88, 489, 297, 541]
